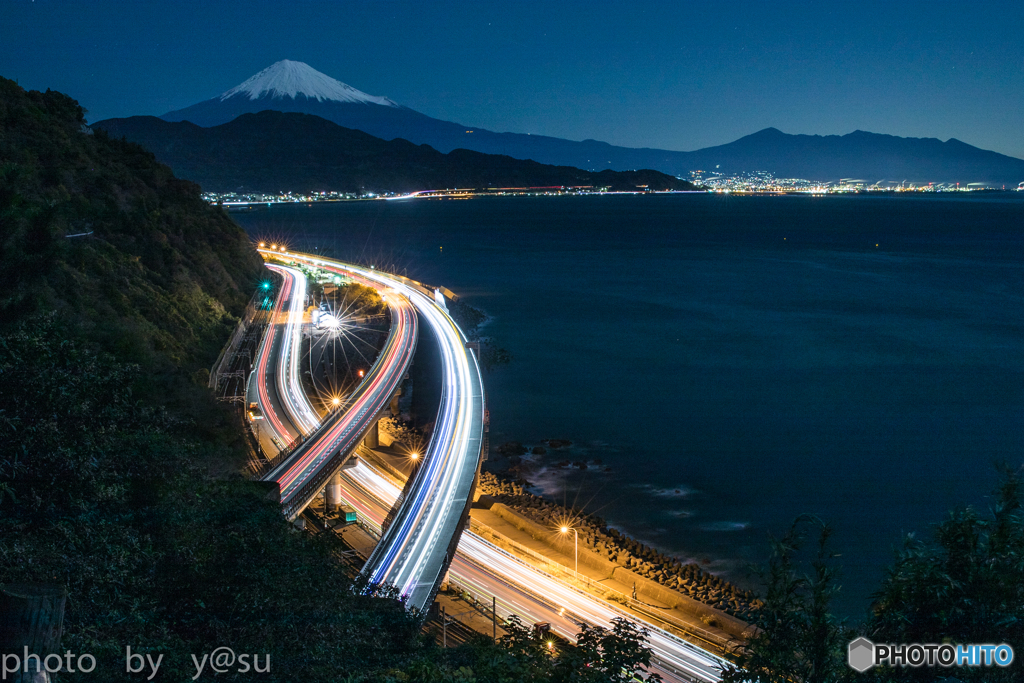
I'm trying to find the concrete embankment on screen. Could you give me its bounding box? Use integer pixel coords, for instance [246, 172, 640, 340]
[477, 473, 762, 626]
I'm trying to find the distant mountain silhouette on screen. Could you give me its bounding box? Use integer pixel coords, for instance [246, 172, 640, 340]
[156, 61, 1024, 186]
[93, 111, 695, 194]
[684, 128, 1024, 186]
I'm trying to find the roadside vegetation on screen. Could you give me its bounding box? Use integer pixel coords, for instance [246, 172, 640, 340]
[724, 467, 1024, 683]
[0, 77, 660, 681]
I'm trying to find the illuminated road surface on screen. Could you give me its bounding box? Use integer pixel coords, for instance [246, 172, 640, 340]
[268, 264, 320, 435]
[269, 250, 486, 612]
[247, 265, 304, 450]
[341, 459, 726, 683]
[251, 252, 724, 681]
[257, 258, 419, 521]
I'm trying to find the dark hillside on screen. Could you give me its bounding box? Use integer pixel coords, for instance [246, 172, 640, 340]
[0, 77, 263, 370]
[0, 79, 667, 682]
[0, 78, 426, 680]
[94, 111, 696, 194]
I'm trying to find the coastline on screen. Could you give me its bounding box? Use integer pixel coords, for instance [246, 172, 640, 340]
[476, 471, 761, 624]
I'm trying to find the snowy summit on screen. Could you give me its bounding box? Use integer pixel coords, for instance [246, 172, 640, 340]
[219, 60, 397, 106]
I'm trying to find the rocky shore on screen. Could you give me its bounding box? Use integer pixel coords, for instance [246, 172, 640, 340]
[476, 472, 762, 622]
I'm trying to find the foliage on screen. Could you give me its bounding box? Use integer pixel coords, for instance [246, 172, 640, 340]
[0, 77, 263, 373]
[551, 618, 662, 683]
[861, 465, 1024, 682]
[0, 77, 667, 682]
[337, 280, 387, 316]
[414, 615, 661, 683]
[0, 320, 427, 680]
[720, 516, 850, 683]
[723, 470, 1024, 683]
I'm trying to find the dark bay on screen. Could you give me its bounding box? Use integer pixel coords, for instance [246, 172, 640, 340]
[235, 192, 1024, 617]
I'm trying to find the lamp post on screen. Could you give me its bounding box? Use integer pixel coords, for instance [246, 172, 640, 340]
[560, 526, 578, 574]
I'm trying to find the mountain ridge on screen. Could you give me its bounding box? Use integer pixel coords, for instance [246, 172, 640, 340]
[157, 61, 1024, 185]
[94, 111, 695, 193]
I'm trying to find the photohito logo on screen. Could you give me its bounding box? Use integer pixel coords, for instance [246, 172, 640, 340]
[848, 637, 1014, 672]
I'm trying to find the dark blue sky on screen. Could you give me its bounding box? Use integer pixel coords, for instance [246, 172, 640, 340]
[4, 0, 1023, 158]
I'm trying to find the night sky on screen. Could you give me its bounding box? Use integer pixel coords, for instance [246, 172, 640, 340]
[3, 0, 1023, 158]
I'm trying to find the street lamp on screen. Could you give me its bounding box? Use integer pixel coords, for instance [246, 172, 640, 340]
[560, 526, 578, 574]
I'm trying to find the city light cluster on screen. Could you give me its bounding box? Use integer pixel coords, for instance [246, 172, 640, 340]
[688, 170, 1012, 193]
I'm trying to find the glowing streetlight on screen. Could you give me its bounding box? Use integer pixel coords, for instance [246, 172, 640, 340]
[259, 242, 266, 248]
[560, 526, 578, 574]
[410, 452, 419, 461]
[357, 369, 365, 378]
[331, 397, 340, 407]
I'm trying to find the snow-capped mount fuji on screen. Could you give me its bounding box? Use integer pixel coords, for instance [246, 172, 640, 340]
[154, 60, 1024, 184]
[160, 60, 433, 136]
[218, 60, 398, 106]
[159, 60, 698, 172]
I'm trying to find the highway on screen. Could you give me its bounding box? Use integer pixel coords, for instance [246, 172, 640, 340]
[260, 262, 418, 521]
[249, 250, 725, 681]
[246, 265, 304, 452]
[269, 250, 486, 612]
[339, 457, 726, 683]
[270, 264, 320, 436]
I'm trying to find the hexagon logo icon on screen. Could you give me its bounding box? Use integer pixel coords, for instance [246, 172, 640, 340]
[848, 637, 875, 672]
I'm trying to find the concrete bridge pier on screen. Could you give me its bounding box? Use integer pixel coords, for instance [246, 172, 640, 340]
[326, 473, 342, 511]
[363, 421, 379, 449]
[390, 387, 401, 417]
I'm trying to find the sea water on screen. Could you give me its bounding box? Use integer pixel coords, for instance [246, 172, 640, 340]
[235, 192, 1024, 617]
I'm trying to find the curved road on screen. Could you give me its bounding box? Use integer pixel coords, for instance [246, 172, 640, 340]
[249, 252, 724, 681]
[339, 457, 726, 683]
[270, 250, 486, 612]
[247, 265, 305, 452]
[259, 262, 418, 522]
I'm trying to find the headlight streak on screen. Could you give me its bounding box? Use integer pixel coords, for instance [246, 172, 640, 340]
[257, 251, 723, 682]
[250, 266, 298, 443]
[340, 459, 725, 682]
[267, 265, 320, 435]
[257, 254, 418, 522]
[263, 249, 485, 611]
[266, 297, 416, 506]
